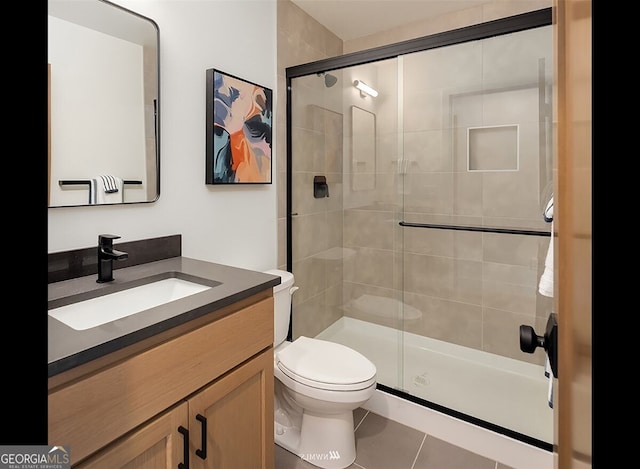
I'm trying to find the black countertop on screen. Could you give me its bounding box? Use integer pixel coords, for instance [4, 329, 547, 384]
[48, 257, 281, 377]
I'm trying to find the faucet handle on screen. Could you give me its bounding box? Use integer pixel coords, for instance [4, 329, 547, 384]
[98, 234, 122, 249]
[99, 234, 121, 242]
[99, 234, 121, 240]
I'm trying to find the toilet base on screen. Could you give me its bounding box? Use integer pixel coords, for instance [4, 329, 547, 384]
[275, 410, 356, 469]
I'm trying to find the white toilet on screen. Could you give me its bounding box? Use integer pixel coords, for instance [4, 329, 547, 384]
[265, 269, 377, 469]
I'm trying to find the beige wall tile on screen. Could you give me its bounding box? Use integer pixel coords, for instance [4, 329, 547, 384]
[325, 110, 343, 173]
[277, 170, 286, 219]
[292, 286, 343, 339]
[326, 209, 343, 246]
[403, 130, 450, 172]
[483, 273, 538, 316]
[403, 253, 453, 298]
[482, 0, 551, 23]
[291, 127, 325, 172]
[344, 247, 395, 289]
[482, 306, 547, 364]
[403, 292, 483, 349]
[483, 232, 542, 267]
[403, 226, 455, 257]
[277, 217, 287, 269]
[292, 255, 327, 306]
[453, 259, 483, 305]
[342, 282, 405, 330]
[291, 212, 328, 260]
[292, 292, 325, 339]
[483, 171, 533, 212]
[344, 209, 395, 250]
[452, 171, 483, 217]
[403, 172, 454, 215]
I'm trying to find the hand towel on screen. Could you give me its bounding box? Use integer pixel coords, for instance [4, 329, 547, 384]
[100, 175, 119, 193]
[538, 221, 554, 297]
[96, 175, 124, 204]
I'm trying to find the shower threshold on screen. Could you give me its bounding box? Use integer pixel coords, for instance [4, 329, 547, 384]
[315, 316, 553, 445]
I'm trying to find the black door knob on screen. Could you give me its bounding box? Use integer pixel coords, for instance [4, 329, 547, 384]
[519, 313, 558, 377]
[519, 325, 546, 353]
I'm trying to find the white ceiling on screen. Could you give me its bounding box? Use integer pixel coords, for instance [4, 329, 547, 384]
[290, 0, 488, 41]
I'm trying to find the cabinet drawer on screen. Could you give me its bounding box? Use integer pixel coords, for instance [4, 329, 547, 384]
[49, 296, 273, 465]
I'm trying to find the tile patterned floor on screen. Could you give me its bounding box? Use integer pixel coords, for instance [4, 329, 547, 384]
[275, 408, 516, 469]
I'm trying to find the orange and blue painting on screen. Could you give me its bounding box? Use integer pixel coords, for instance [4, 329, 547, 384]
[206, 69, 272, 184]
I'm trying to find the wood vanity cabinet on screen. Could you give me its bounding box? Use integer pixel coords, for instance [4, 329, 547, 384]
[49, 291, 275, 469]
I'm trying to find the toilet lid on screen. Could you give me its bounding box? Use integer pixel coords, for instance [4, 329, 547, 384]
[276, 336, 377, 391]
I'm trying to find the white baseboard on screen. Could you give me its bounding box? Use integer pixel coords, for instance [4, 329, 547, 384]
[362, 389, 554, 469]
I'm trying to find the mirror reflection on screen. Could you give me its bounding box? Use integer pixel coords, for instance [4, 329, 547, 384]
[47, 0, 160, 207]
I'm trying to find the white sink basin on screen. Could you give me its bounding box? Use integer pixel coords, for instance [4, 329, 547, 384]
[49, 277, 213, 331]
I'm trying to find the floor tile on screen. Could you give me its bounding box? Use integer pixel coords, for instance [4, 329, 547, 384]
[353, 407, 368, 429]
[353, 411, 426, 469]
[412, 435, 496, 469]
[275, 443, 316, 469]
[274, 409, 510, 469]
[275, 444, 361, 469]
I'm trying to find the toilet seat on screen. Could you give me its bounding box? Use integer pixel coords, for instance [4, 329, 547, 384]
[276, 337, 377, 391]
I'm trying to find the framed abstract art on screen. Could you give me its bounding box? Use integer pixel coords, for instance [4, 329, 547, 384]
[205, 68, 273, 184]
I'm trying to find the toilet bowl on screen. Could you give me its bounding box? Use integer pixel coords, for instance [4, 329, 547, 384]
[265, 269, 377, 469]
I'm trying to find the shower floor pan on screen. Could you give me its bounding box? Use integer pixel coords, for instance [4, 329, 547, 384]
[315, 316, 552, 445]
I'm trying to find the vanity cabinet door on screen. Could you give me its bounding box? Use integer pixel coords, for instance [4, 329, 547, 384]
[75, 402, 189, 469]
[189, 347, 274, 469]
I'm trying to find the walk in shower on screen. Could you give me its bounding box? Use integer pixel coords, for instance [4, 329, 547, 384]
[286, 9, 554, 449]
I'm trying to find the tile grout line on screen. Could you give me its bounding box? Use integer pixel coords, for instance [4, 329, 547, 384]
[409, 433, 428, 469]
[352, 410, 370, 469]
[354, 410, 369, 432]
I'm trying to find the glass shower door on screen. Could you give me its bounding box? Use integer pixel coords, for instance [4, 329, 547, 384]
[398, 25, 554, 444]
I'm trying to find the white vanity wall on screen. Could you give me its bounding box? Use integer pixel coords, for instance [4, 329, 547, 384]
[48, 0, 278, 272]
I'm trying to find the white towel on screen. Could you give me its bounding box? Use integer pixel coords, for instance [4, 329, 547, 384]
[543, 196, 554, 222]
[96, 175, 124, 204]
[538, 221, 554, 297]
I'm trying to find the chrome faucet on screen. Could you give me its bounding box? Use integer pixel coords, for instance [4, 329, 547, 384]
[97, 234, 129, 283]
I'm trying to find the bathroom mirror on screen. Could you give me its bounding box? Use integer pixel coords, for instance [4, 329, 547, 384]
[351, 106, 376, 191]
[48, 0, 160, 207]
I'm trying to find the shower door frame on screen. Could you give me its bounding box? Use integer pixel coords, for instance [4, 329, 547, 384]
[285, 7, 553, 451]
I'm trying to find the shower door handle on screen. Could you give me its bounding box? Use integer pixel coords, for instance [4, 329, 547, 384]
[519, 313, 558, 377]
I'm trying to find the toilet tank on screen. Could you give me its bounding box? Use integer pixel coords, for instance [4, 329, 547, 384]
[264, 269, 297, 346]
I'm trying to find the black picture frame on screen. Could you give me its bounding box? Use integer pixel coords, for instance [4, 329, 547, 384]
[205, 68, 273, 184]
